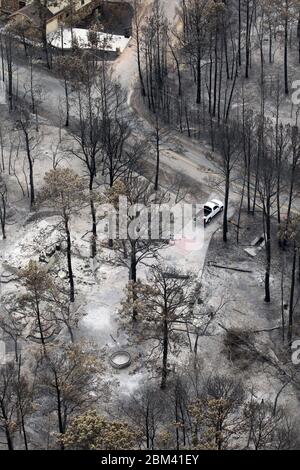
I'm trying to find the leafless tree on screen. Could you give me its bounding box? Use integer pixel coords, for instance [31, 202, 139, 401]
[39, 168, 86, 302]
[216, 120, 242, 242]
[122, 265, 195, 389]
[0, 176, 7, 239]
[15, 108, 41, 208]
[37, 342, 105, 446]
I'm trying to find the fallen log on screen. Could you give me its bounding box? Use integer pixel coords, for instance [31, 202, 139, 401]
[207, 262, 252, 273]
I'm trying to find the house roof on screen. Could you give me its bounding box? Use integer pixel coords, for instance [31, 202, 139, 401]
[48, 28, 130, 53]
[10, 3, 53, 28]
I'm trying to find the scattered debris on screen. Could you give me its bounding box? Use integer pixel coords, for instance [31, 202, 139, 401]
[244, 234, 265, 257]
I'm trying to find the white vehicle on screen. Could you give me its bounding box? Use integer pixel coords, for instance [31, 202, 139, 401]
[203, 199, 224, 226]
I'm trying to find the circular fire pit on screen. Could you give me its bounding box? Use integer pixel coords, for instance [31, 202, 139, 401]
[109, 351, 132, 370]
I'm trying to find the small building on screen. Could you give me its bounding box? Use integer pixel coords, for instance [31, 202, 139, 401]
[46, 1, 133, 37]
[0, 0, 26, 14]
[5, 0, 133, 56]
[8, 3, 53, 39]
[0, 0, 93, 16]
[49, 0, 93, 16]
[46, 0, 95, 35]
